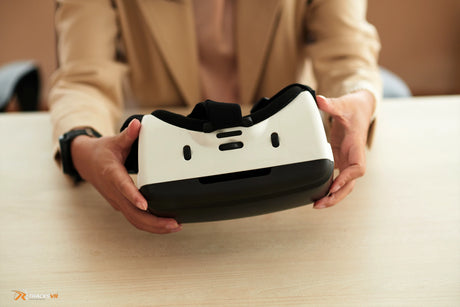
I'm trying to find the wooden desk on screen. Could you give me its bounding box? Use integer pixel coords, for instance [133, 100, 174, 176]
[1, 96, 459, 306]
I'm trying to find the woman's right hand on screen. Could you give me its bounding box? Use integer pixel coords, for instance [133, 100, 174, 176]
[71, 119, 182, 234]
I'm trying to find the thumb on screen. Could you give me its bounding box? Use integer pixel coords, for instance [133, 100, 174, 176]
[117, 118, 141, 149]
[316, 95, 341, 117]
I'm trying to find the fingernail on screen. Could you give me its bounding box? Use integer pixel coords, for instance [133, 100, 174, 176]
[137, 201, 147, 211]
[169, 225, 183, 233]
[330, 185, 341, 194]
[166, 222, 180, 230]
[126, 119, 134, 130]
[317, 95, 327, 101]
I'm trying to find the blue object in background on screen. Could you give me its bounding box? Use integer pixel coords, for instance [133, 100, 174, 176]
[380, 66, 412, 98]
[0, 61, 40, 112]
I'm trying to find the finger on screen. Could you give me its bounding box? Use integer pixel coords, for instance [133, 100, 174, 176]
[119, 197, 182, 234]
[91, 180, 124, 212]
[117, 118, 141, 149]
[109, 162, 148, 211]
[316, 95, 342, 117]
[313, 180, 356, 209]
[329, 162, 365, 195]
[111, 202, 121, 211]
[124, 213, 182, 234]
[94, 160, 147, 211]
[101, 184, 181, 234]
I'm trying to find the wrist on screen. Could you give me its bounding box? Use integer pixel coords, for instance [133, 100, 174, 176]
[70, 134, 95, 155]
[59, 128, 101, 181]
[71, 135, 98, 181]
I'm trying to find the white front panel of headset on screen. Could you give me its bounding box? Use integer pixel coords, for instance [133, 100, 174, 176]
[137, 91, 333, 187]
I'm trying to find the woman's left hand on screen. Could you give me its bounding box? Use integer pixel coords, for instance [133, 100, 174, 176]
[313, 90, 376, 209]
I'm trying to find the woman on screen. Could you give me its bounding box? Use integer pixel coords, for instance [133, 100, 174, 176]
[50, 0, 381, 234]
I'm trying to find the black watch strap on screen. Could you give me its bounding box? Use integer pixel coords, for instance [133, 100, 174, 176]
[59, 127, 101, 181]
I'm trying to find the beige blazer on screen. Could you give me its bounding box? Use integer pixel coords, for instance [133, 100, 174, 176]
[49, 0, 381, 143]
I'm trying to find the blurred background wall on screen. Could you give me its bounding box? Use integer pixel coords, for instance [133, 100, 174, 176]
[368, 0, 460, 96]
[0, 0, 55, 110]
[0, 0, 459, 110]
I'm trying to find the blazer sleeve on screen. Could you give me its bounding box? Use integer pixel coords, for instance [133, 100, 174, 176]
[49, 0, 128, 149]
[304, 0, 382, 117]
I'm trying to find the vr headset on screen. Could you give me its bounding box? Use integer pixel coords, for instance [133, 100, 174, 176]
[121, 84, 334, 223]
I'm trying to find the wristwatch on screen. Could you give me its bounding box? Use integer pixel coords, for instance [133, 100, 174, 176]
[59, 127, 101, 181]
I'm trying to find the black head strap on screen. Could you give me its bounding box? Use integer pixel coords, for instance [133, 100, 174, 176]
[188, 100, 243, 132]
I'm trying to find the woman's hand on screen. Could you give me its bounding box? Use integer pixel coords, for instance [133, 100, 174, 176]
[314, 90, 375, 209]
[71, 119, 182, 233]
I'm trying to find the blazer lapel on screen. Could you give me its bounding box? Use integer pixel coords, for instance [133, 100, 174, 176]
[136, 0, 200, 106]
[236, 0, 281, 104]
